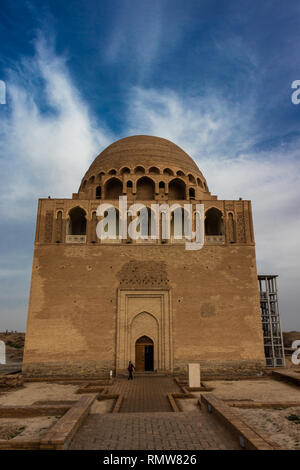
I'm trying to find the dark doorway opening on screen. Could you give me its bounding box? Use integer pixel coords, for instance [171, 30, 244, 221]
[144, 345, 154, 371]
[135, 336, 154, 372]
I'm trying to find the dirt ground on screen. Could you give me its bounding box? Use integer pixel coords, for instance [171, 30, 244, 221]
[174, 377, 300, 412]
[206, 378, 300, 402]
[177, 378, 300, 449]
[0, 382, 79, 405]
[235, 407, 300, 450]
[0, 416, 57, 440]
[0, 381, 115, 442]
[0, 381, 114, 414]
[0, 377, 299, 447]
[283, 331, 300, 348]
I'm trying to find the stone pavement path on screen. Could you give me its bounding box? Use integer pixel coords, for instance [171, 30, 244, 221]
[70, 377, 240, 450]
[69, 411, 240, 450]
[110, 376, 179, 412]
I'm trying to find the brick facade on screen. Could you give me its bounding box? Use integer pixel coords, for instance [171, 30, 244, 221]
[23, 136, 265, 378]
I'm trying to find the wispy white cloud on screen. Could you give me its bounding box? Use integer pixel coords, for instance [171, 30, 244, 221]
[0, 35, 114, 329]
[125, 86, 300, 329]
[0, 39, 299, 330]
[0, 36, 112, 220]
[126, 87, 260, 158]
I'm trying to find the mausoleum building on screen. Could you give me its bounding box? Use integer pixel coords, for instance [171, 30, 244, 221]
[23, 135, 265, 378]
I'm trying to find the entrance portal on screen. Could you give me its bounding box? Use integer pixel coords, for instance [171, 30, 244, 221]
[135, 336, 154, 372]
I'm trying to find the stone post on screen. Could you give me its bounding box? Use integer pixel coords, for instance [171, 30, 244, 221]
[0, 340, 6, 365]
[188, 363, 200, 388]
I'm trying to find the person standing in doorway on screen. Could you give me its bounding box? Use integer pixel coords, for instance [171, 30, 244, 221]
[128, 360, 135, 380]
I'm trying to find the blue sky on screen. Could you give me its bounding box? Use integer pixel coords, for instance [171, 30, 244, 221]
[0, 0, 300, 331]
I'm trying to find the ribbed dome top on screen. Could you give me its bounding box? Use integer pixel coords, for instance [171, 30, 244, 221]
[83, 135, 203, 179]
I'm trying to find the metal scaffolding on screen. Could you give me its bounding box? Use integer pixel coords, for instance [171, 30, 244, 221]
[258, 275, 285, 367]
[258, 274, 285, 367]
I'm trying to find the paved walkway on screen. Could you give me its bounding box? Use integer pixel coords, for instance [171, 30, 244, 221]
[70, 377, 240, 450]
[69, 411, 240, 450]
[109, 376, 179, 413]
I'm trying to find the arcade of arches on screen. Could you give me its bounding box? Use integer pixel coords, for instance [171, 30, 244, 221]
[65, 204, 226, 240]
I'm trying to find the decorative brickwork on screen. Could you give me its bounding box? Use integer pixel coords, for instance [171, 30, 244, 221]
[117, 260, 169, 288]
[44, 211, 53, 243]
[55, 211, 62, 243]
[237, 211, 246, 243]
[227, 212, 235, 243]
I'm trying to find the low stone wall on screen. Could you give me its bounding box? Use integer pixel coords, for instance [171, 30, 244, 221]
[40, 394, 98, 450]
[173, 359, 266, 380]
[0, 405, 70, 418]
[22, 361, 112, 379]
[22, 359, 266, 380]
[0, 373, 24, 388]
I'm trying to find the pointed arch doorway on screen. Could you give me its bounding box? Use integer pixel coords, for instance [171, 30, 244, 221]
[135, 336, 154, 372]
[116, 289, 173, 373]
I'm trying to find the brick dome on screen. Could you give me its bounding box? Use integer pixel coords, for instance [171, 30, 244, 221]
[85, 135, 202, 174]
[79, 135, 209, 196]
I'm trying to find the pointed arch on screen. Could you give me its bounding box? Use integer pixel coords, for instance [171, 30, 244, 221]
[134, 166, 145, 174]
[205, 207, 224, 236]
[148, 166, 160, 175]
[188, 174, 196, 184]
[170, 206, 191, 240]
[136, 176, 155, 200]
[105, 177, 123, 199]
[189, 187, 195, 199]
[96, 185, 102, 199]
[120, 167, 131, 175]
[130, 310, 159, 327]
[168, 178, 186, 200]
[67, 207, 87, 235]
[197, 177, 203, 188]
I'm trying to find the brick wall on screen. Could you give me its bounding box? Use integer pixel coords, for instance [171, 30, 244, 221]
[23, 242, 265, 378]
